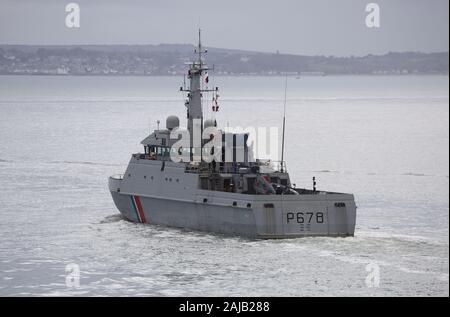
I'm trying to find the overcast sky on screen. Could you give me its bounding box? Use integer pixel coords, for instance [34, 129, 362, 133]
[0, 0, 448, 56]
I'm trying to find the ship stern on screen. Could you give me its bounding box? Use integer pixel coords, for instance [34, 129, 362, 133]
[252, 193, 357, 239]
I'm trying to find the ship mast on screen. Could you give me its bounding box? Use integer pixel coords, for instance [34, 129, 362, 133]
[181, 29, 217, 162]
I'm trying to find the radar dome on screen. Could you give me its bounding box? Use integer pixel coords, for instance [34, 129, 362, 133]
[166, 115, 180, 130]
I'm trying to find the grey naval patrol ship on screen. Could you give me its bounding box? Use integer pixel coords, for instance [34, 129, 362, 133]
[109, 31, 357, 238]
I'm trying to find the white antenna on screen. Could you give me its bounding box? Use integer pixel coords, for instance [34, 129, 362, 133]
[280, 74, 288, 173]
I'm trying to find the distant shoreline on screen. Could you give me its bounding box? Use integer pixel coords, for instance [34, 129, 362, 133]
[0, 73, 448, 77]
[1, 45, 447, 77]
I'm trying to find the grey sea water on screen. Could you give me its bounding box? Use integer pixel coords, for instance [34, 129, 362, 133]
[0, 75, 448, 296]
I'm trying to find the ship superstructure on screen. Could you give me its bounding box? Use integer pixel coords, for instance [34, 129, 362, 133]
[109, 31, 357, 238]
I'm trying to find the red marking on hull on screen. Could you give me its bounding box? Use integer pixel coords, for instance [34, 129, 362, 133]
[134, 196, 147, 224]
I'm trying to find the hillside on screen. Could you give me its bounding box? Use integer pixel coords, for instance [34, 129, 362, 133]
[0, 45, 447, 76]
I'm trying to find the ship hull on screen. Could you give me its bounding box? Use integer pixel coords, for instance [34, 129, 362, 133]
[110, 191, 259, 236]
[109, 177, 357, 239]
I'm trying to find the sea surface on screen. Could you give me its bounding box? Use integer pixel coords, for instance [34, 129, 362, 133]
[0, 75, 448, 296]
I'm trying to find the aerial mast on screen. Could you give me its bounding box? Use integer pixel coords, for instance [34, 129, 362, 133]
[180, 29, 215, 162]
[280, 75, 288, 173]
[198, 28, 202, 66]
